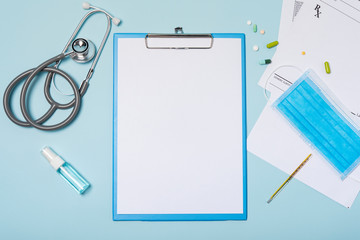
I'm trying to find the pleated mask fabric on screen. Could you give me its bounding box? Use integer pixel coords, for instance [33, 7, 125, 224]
[273, 70, 360, 179]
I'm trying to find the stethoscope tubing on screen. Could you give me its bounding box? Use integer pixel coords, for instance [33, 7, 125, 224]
[3, 6, 115, 131]
[3, 53, 82, 131]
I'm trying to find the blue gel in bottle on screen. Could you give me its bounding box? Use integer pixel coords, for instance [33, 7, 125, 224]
[41, 146, 90, 194]
[58, 163, 90, 194]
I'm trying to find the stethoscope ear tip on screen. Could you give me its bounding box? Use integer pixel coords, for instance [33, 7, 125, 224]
[82, 2, 91, 10]
[112, 18, 121, 26]
[82, 2, 121, 26]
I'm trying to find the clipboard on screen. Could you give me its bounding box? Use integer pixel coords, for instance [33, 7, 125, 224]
[113, 31, 247, 221]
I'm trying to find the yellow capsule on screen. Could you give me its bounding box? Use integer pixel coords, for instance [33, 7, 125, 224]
[266, 41, 278, 49]
[301, 51, 306, 55]
[324, 61, 331, 74]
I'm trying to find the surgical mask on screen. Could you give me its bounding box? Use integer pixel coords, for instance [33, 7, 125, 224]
[273, 69, 360, 179]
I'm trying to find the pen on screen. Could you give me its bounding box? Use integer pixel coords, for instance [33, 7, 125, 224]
[267, 153, 312, 204]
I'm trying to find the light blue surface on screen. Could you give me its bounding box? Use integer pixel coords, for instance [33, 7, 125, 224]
[2, 0, 360, 239]
[113, 33, 247, 221]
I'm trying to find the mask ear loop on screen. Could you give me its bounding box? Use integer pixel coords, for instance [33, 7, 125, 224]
[263, 65, 303, 101]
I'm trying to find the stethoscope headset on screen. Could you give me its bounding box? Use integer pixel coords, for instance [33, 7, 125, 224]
[3, 2, 120, 131]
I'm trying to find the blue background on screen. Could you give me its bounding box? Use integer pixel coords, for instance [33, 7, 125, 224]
[1, 0, 360, 239]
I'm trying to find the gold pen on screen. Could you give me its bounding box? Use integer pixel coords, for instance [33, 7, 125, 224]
[267, 153, 312, 204]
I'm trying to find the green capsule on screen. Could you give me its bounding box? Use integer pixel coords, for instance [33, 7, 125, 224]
[253, 24, 257, 33]
[324, 61, 331, 74]
[266, 41, 279, 49]
[259, 59, 271, 65]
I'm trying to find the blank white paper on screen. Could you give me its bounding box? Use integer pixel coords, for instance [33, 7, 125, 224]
[115, 37, 245, 214]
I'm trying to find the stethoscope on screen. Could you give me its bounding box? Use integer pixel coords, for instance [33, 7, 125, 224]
[3, 2, 120, 131]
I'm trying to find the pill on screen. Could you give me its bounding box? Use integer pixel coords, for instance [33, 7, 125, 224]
[266, 40, 279, 49]
[247, 20, 252, 25]
[324, 61, 331, 74]
[253, 24, 257, 33]
[259, 59, 271, 65]
[253, 45, 259, 51]
[260, 30, 265, 35]
[301, 51, 306, 55]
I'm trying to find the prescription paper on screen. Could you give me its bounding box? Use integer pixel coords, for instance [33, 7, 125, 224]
[248, 101, 360, 208]
[248, 0, 360, 206]
[251, 68, 360, 208]
[251, 65, 360, 206]
[262, 0, 360, 181]
[259, 0, 360, 121]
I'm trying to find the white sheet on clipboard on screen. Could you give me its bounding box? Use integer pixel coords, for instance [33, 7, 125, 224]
[113, 34, 246, 219]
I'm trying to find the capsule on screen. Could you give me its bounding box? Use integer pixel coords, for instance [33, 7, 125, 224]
[324, 61, 331, 74]
[253, 24, 257, 33]
[266, 41, 279, 49]
[259, 59, 271, 65]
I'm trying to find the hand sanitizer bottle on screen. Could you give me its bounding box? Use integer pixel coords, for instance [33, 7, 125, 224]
[41, 146, 90, 194]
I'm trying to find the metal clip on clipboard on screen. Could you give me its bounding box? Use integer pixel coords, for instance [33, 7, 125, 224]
[145, 27, 214, 49]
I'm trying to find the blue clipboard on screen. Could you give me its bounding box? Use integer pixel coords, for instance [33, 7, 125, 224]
[113, 33, 247, 221]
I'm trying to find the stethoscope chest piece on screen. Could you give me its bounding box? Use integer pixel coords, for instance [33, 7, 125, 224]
[70, 38, 96, 63]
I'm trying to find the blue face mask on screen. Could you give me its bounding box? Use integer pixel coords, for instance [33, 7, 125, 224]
[273, 70, 360, 179]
